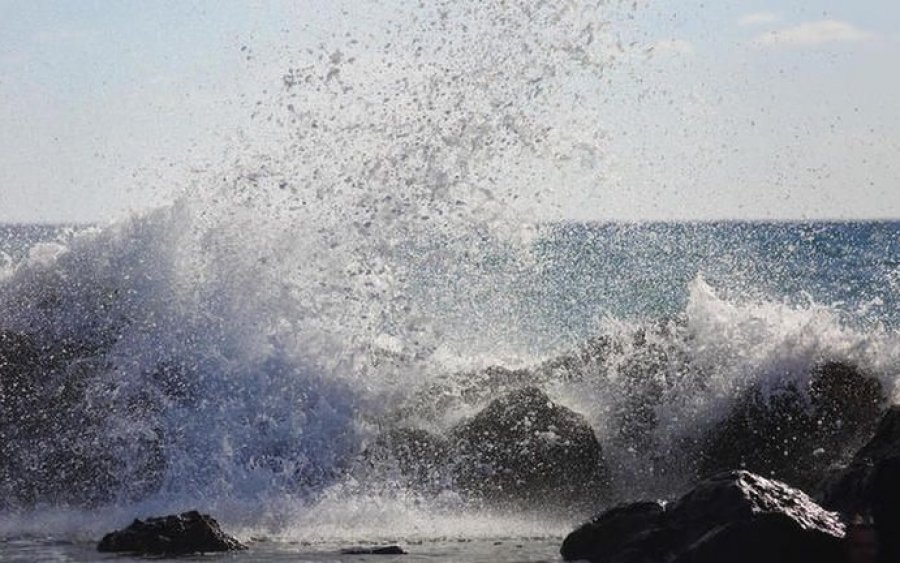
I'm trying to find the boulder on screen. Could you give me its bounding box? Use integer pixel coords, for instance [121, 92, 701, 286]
[0, 330, 43, 437]
[699, 362, 885, 491]
[562, 470, 845, 563]
[361, 427, 453, 494]
[450, 386, 610, 514]
[560, 500, 667, 563]
[666, 471, 845, 563]
[671, 514, 844, 563]
[0, 329, 167, 507]
[97, 511, 247, 555]
[821, 406, 900, 562]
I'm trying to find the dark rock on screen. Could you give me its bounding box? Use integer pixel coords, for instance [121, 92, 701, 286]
[0, 329, 167, 507]
[451, 386, 610, 514]
[97, 510, 247, 555]
[666, 471, 845, 560]
[821, 406, 900, 562]
[560, 500, 667, 562]
[0, 330, 43, 435]
[699, 362, 885, 491]
[609, 324, 703, 476]
[672, 513, 844, 563]
[340, 545, 407, 555]
[561, 470, 845, 563]
[820, 406, 900, 515]
[362, 427, 452, 494]
[391, 365, 537, 427]
[537, 334, 616, 381]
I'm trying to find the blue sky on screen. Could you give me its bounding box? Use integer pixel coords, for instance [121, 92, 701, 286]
[0, 0, 898, 223]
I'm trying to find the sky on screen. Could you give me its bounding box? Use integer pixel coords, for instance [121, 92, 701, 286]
[0, 0, 898, 223]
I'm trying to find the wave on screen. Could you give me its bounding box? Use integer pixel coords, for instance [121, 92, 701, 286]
[2, 0, 899, 544]
[1, 209, 898, 542]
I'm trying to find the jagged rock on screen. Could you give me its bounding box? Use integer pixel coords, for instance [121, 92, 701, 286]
[451, 386, 610, 514]
[699, 362, 885, 491]
[97, 511, 247, 555]
[821, 406, 900, 562]
[562, 471, 845, 563]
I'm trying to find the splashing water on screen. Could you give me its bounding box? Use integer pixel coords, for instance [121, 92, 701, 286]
[1, 0, 899, 551]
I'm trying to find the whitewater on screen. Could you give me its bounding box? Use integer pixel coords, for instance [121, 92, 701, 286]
[1, 1, 899, 561]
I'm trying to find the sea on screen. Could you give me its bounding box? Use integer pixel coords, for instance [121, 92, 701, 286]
[2, 2, 899, 560]
[1, 220, 898, 562]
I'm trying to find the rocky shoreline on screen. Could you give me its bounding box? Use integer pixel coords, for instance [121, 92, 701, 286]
[4, 323, 897, 560]
[95, 404, 898, 560]
[94, 374, 898, 561]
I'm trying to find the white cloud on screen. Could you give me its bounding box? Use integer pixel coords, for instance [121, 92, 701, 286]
[754, 20, 875, 47]
[645, 38, 694, 57]
[739, 12, 780, 27]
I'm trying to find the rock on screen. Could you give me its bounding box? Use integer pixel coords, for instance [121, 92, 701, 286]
[561, 470, 845, 563]
[0, 329, 167, 507]
[671, 514, 844, 563]
[699, 362, 885, 491]
[820, 406, 900, 514]
[340, 545, 407, 555]
[0, 330, 43, 435]
[361, 427, 453, 494]
[451, 386, 610, 514]
[97, 511, 247, 555]
[821, 406, 900, 562]
[560, 500, 667, 562]
[666, 471, 845, 563]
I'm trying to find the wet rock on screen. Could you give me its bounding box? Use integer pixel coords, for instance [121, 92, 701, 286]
[392, 365, 537, 426]
[821, 406, 900, 562]
[821, 406, 900, 513]
[611, 327, 693, 458]
[537, 334, 616, 381]
[0, 330, 43, 435]
[699, 362, 885, 491]
[97, 510, 247, 555]
[340, 545, 407, 555]
[451, 386, 610, 514]
[560, 500, 667, 562]
[671, 513, 844, 563]
[0, 330, 166, 507]
[562, 470, 845, 563]
[362, 427, 453, 493]
[666, 471, 845, 562]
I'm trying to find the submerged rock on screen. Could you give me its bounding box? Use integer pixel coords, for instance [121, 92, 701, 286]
[562, 470, 845, 563]
[451, 386, 610, 514]
[699, 362, 885, 491]
[340, 545, 407, 555]
[97, 510, 247, 555]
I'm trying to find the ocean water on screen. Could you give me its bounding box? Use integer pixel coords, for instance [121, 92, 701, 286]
[1, 219, 898, 562]
[2, 1, 899, 560]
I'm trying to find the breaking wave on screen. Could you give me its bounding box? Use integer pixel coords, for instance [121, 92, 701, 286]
[1, 0, 899, 545]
